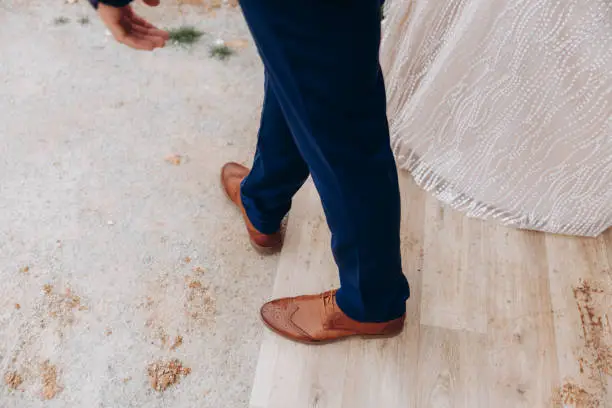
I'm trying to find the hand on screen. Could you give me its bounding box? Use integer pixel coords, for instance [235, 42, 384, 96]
[98, 0, 169, 51]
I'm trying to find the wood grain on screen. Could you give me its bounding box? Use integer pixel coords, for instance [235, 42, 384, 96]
[250, 173, 612, 408]
[420, 194, 488, 333]
[340, 172, 427, 408]
[546, 233, 612, 407]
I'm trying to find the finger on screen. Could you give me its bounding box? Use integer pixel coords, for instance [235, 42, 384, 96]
[113, 31, 156, 51]
[129, 12, 155, 28]
[127, 22, 167, 46]
[130, 30, 166, 48]
[142, 0, 160, 6]
[121, 34, 157, 51]
[130, 19, 170, 40]
[129, 14, 169, 40]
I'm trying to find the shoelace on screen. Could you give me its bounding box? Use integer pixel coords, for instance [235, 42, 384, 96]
[320, 291, 337, 327]
[322, 291, 335, 307]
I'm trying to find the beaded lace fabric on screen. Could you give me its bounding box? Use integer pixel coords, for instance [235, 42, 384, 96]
[380, 0, 612, 236]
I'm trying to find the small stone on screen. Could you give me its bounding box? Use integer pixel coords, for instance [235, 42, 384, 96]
[4, 371, 23, 389]
[170, 335, 183, 351]
[165, 154, 183, 166]
[41, 361, 61, 400]
[68, 295, 81, 308]
[188, 281, 202, 289]
[147, 359, 191, 392]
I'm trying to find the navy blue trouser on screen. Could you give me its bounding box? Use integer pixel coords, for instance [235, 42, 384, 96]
[239, 0, 409, 322]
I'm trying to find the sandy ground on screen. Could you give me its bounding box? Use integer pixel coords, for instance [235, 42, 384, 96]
[0, 1, 276, 407]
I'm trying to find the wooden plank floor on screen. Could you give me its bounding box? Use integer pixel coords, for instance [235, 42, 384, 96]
[250, 172, 612, 408]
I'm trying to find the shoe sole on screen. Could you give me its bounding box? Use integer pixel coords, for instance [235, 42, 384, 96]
[260, 314, 404, 345]
[220, 167, 283, 256]
[249, 239, 282, 255]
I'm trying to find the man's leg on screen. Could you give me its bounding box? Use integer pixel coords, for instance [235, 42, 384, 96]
[240, 72, 310, 235]
[240, 0, 409, 326]
[221, 71, 310, 254]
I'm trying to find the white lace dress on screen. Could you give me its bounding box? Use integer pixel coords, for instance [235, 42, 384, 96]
[381, 0, 612, 236]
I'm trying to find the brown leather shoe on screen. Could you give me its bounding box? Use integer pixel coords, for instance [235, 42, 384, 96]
[260, 289, 405, 344]
[221, 162, 283, 254]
